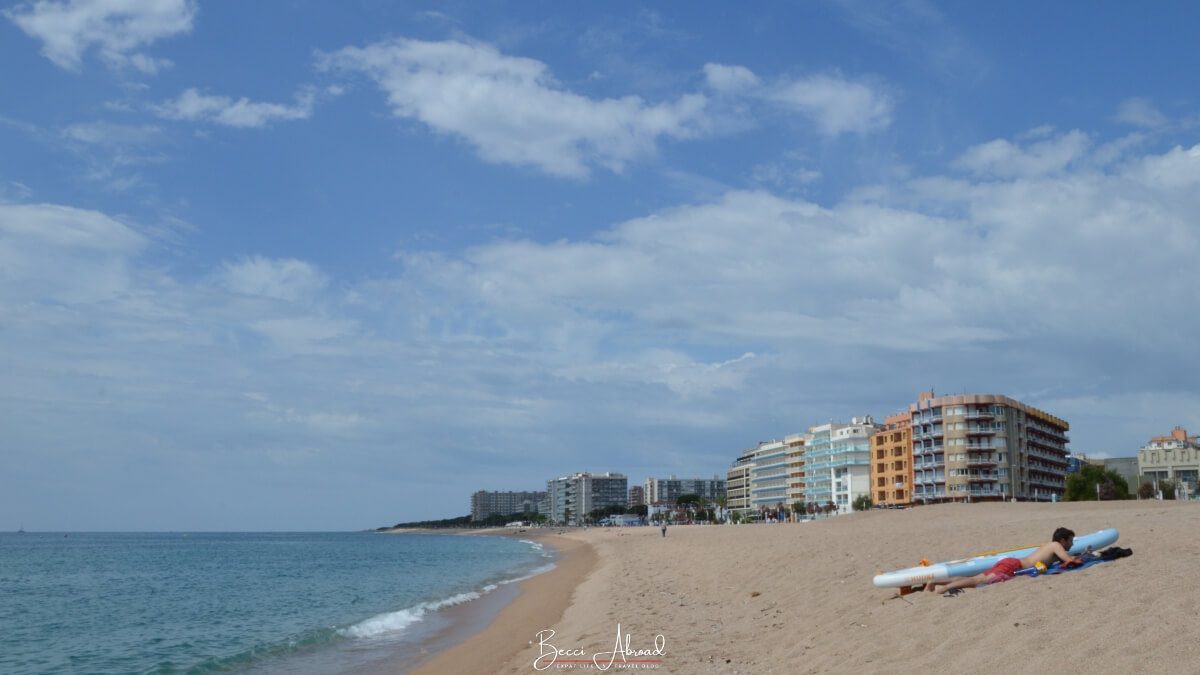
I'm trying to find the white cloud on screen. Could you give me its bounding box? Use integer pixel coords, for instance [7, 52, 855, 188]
[7, 133, 1200, 528]
[954, 129, 1091, 177]
[1115, 97, 1168, 129]
[0, 203, 146, 303]
[767, 73, 893, 136]
[4, 0, 195, 73]
[154, 88, 316, 128]
[703, 63, 760, 93]
[703, 62, 893, 136]
[218, 256, 328, 302]
[319, 38, 709, 177]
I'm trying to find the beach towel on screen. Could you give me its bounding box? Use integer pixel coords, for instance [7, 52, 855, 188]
[1015, 547, 1131, 577]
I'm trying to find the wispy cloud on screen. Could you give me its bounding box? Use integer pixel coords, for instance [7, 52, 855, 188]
[705, 63, 893, 136]
[1115, 97, 1168, 129]
[153, 88, 317, 128]
[4, 0, 196, 74]
[319, 37, 710, 178]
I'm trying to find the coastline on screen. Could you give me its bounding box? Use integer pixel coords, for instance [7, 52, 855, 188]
[405, 530, 597, 675]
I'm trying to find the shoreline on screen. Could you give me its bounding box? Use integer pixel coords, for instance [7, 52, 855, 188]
[405, 529, 597, 674]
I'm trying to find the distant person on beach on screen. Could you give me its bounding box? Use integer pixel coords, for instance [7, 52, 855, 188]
[661, 523, 667, 537]
[924, 527, 1082, 594]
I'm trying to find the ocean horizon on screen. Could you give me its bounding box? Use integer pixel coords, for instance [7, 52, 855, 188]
[0, 531, 553, 674]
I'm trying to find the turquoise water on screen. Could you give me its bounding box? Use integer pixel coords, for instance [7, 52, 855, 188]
[0, 532, 552, 674]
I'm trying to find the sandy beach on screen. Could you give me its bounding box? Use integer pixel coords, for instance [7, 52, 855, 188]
[412, 500, 1200, 674]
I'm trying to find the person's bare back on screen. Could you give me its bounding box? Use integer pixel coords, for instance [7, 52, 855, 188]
[1018, 540, 1078, 569]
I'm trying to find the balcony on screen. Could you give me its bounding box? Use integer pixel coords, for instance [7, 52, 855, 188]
[966, 454, 997, 467]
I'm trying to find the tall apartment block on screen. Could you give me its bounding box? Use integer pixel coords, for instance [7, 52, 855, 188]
[870, 412, 913, 507]
[910, 391, 1069, 502]
[785, 433, 807, 507]
[644, 476, 726, 505]
[470, 490, 548, 521]
[1138, 426, 1200, 493]
[802, 417, 878, 513]
[749, 439, 790, 511]
[726, 447, 755, 513]
[546, 472, 628, 525]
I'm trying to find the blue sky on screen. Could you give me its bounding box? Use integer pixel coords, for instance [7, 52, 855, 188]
[3, 1, 1200, 530]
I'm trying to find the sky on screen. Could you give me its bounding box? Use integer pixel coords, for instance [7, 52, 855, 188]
[3, 1, 1200, 531]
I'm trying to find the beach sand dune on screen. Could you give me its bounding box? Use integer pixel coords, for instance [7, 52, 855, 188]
[418, 501, 1200, 673]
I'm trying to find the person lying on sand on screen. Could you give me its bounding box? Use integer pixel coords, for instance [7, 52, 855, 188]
[924, 527, 1082, 595]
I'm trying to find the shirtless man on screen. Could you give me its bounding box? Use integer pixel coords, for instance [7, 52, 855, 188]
[924, 527, 1081, 594]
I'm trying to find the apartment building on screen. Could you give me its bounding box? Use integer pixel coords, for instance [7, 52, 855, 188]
[546, 472, 628, 525]
[628, 485, 646, 507]
[870, 412, 913, 507]
[802, 417, 878, 514]
[749, 439, 790, 512]
[1138, 426, 1200, 494]
[910, 391, 1069, 503]
[726, 447, 755, 513]
[469, 490, 547, 521]
[785, 433, 807, 508]
[644, 476, 726, 505]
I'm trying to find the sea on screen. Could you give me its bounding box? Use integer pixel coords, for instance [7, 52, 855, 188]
[0, 531, 554, 674]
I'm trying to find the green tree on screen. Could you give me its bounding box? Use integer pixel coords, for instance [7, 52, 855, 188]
[676, 494, 702, 506]
[1064, 464, 1130, 501]
[629, 504, 648, 517]
[852, 494, 873, 512]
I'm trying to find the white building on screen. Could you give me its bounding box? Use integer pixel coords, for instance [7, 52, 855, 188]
[801, 417, 878, 514]
[546, 472, 628, 525]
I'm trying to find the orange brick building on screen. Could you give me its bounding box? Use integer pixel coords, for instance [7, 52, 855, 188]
[871, 412, 913, 507]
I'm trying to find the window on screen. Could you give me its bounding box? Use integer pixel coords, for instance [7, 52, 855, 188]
[877, 477, 886, 487]
[877, 449, 885, 459]
[877, 463, 884, 473]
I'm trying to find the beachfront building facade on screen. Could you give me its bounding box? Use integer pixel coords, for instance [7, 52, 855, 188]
[1138, 427, 1200, 496]
[644, 476, 726, 505]
[546, 472, 628, 525]
[870, 412, 913, 507]
[749, 439, 790, 515]
[469, 490, 547, 521]
[726, 447, 756, 514]
[802, 417, 878, 514]
[910, 391, 1070, 503]
[628, 485, 646, 507]
[785, 433, 807, 510]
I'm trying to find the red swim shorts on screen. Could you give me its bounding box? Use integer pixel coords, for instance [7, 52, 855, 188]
[984, 557, 1022, 582]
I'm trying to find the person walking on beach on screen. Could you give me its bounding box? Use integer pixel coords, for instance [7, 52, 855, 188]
[661, 522, 667, 537]
[924, 527, 1082, 594]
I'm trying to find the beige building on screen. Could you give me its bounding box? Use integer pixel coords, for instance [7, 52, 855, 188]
[910, 391, 1069, 502]
[1138, 426, 1200, 494]
[785, 433, 807, 509]
[726, 447, 756, 513]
